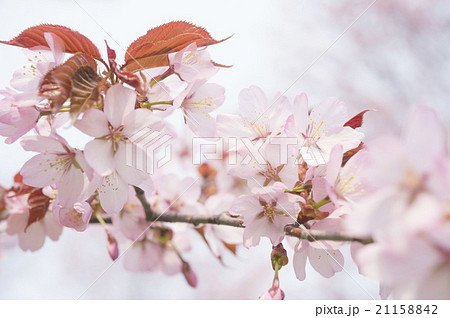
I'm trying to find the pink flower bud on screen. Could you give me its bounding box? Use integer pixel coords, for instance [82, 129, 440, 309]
[182, 261, 198, 288]
[259, 286, 285, 300]
[107, 233, 119, 261]
[260, 276, 285, 300]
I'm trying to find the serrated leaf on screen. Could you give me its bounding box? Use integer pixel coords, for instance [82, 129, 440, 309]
[0, 24, 102, 59]
[26, 188, 50, 231]
[123, 21, 230, 72]
[39, 54, 97, 112]
[70, 65, 102, 119]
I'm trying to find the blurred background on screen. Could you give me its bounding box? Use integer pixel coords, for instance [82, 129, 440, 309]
[0, 0, 449, 299]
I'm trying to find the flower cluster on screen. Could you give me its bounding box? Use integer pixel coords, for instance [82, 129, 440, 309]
[345, 107, 450, 299]
[0, 22, 448, 300]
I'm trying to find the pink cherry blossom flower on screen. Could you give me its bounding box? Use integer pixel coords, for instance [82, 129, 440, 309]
[174, 70, 225, 137]
[228, 137, 299, 189]
[20, 135, 92, 206]
[169, 43, 215, 82]
[230, 182, 302, 248]
[345, 106, 450, 299]
[216, 85, 290, 140]
[124, 230, 190, 274]
[75, 84, 164, 214]
[288, 218, 345, 281]
[307, 145, 370, 215]
[75, 83, 164, 176]
[52, 201, 92, 232]
[0, 106, 39, 144]
[9, 33, 65, 107]
[285, 93, 364, 166]
[5, 192, 62, 251]
[149, 173, 202, 215]
[89, 145, 150, 214]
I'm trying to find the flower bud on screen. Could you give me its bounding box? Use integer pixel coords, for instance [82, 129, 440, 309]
[259, 278, 285, 300]
[182, 261, 198, 288]
[271, 243, 288, 270]
[107, 233, 119, 261]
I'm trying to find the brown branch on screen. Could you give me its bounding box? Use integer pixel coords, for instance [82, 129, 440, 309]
[87, 187, 374, 245]
[284, 224, 374, 244]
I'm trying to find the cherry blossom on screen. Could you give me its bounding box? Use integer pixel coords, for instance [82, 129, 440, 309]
[288, 218, 345, 281]
[169, 43, 215, 82]
[174, 70, 225, 137]
[216, 85, 291, 140]
[149, 173, 202, 215]
[4, 192, 62, 251]
[285, 93, 364, 166]
[20, 135, 92, 206]
[9, 32, 65, 107]
[345, 106, 450, 299]
[230, 182, 302, 247]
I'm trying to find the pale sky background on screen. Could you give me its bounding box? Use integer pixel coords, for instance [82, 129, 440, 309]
[0, 0, 448, 299]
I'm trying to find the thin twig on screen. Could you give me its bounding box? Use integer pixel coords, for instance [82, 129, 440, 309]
[87, 187, 374, 244]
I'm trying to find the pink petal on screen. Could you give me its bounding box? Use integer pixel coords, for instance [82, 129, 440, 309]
[293, 247, 308, 281]
[290, 93, 309, 134]
[114, 143, 149, 186]
[57, 165, 86, 206]
[308, 248, 344, 278]
[74, 109, 110, 137]
[104, 84, 136, 128]
[84, 139, 115, 176]
[20, 135, 67, 154]
[18, 222, 46, 252]
[98, 172, 129, 214]
[43, 212, 63, 240]
[239, 85, 268, 123]
[20, 154, 64, 187]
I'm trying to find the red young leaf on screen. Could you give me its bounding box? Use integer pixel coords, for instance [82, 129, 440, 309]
[9, 172, 33, 197]
[26, 188, 50, 231]
[105, 42, 143, 93]
[39, 54, 97, 112]
[123, 21, 230, 72]
[70, 65, 102, 119]
[344, 110, 372, 129]
[342, 142, 364, 167]
[0, 24, 102, 59]
[14, 172, 23, 184]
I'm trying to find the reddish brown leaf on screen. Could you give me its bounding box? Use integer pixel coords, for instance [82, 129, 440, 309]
[0, 24, 101, 59]
[344, 110, 371, 129]
[106, 42, 143, 93]
[342, 142, 364, 166]
[8, 172, 33, 197]
[39, 54, 97, 112]
[70, 65, 102, 119]
[26, 188, 50, 231]
[14, 172, 23, 184]
[123, 21, 230, 72]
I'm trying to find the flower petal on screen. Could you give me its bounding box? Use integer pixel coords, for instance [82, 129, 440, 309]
[104, 84, 136, 128]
